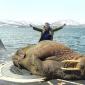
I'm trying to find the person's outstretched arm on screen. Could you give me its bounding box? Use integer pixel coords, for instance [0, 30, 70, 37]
[30, 24, 42, 32]
[53, 24, 66, 32]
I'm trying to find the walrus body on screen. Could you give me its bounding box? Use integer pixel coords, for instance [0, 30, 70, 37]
[12, 40, 85, 80]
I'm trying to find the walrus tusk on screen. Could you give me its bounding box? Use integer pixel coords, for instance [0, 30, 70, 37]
[61, 67, 80, 71]
[61, 60, 80, 63]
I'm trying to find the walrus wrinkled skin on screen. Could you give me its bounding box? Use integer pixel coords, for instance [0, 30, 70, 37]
[12, 40, 85, 80]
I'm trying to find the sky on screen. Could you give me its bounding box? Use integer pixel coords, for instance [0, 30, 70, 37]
[0, 0, 85, 24]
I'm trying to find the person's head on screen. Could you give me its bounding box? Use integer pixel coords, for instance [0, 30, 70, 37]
[43, 22, 51, 30]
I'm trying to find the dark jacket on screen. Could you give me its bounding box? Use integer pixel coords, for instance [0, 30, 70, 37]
[32, 25, 65, 42]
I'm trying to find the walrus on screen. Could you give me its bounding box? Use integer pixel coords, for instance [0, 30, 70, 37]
[12, 40, 85, 80]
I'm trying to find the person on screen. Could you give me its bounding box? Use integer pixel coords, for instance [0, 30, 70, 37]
[30, 22, 66, 42]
